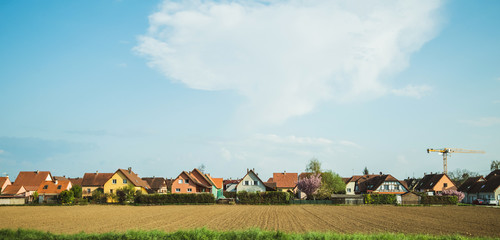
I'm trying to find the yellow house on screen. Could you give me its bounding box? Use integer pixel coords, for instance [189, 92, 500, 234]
[104, 168, 150, 202]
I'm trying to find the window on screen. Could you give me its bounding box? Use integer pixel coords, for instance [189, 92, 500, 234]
[384, 185, 389, 190]
[245, 181, 249, 185]
[43, 185, 48, 189]
[187, 188, 192, 192]
[112, 179, 117, 184]
[443, 183, 448, 188]
[202, 189, 206, 192]
[110, 189, 113, 193]
[57, 185, 62, 189]
[185, 179, 189, 183]
[87, 189, 91, 194]
[254, 181, 258, 185]
[178, 179, 183, 184]
[175, 188, 180, 192]
[123, 179, 127, 184]
[347, 188, 351, 193]
[395, 185, 399, 190]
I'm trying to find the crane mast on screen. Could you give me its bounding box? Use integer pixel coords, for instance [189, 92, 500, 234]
[426, 148, 485, 174]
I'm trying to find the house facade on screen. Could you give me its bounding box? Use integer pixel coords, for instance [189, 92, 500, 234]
[171, 168, 224, 199]
[414, 173, 456, 195]
[236, 169, 267, 193]
[344, 174, 408, 203]
[38, 180, 72, 203]
[104, 168, 150, 202]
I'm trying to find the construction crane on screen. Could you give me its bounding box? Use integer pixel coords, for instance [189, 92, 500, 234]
[427, 148, 485, 174]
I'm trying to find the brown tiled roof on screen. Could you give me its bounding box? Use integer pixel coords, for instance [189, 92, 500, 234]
[82, 172, 114, 187]
[414, 173, 453, 191]
[2, 185, 26, 195]
[142, 177, 166, 190]
[165, 178, 173, 189]
[269, 172, 298, 188]
[457, 176, 485, 192]
[468, 175, 500, 193]
[341, 177, 350, 184]
[485, 170, 500, 180]
[355, 174, 407, 193]
[38, 180, 72, 195]
[68, 177, 83, 186]
[116, 169, 150, 189]
[13, 171, 52, 190]
[53, 176, 69, 181]
[264, 182, 277, 191]
[190, 168, 213, 187]
[177, 171, 211, 189]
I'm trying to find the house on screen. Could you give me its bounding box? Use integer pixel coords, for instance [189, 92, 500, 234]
[11, 171, 53, 202]
[0, 185, 27, 205]
[459, 170, 500, 205]
[81, 171, 114, 197]
[104, 168, 150, 202]
[414, 173, 456, 195]
[223, 179, 240, 192]
[142, 177, 168, 194]
[344, 173, 408, 203]
[236, 169, 275, 193]
[267, 172, 298, 193]
[403, 178, 421, 191]
[1, 185, 26, 196]
[171, 168, 224, 199]
[37, 179, 72, 203]
[0, 176, 12, 193]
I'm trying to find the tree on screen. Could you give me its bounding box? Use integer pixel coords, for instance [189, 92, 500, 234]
[198, 164, 206, 173]
[297, 174, 322, 200]
[91, 188, 106, 204]
[58, 190, 74, 204]
[438, 189, 465, 202]
[491, 160, 500, 171]
[448, 168, 480, 186]
[116, 185, 137, 204]
[316, 171, 347, 198]
[70, 185, 82, 199]
[305, 158, 321, 174]
[363, 167, 369, 175]
[32, 191, 39, 204]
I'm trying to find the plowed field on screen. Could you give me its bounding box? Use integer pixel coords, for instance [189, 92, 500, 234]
[1, 205, 499, 237]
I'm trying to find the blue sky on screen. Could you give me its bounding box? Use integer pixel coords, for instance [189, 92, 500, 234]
[0, 0, 499, 181]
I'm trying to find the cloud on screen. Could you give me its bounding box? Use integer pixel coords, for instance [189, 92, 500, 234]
[391, 84, 432, 99]
[135, 0, 443, 124]
[460, 117, 500, 127]
[0, 149, 4, 154]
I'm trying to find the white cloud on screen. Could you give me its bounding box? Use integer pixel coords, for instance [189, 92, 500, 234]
[135, 0, 443, 124]
[0, 150, 4, 154]
[391, 84, 432, 99]
[461, 117, 500, 127]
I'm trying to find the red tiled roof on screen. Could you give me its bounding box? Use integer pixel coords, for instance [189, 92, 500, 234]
[0, 177, 11, 189]
[2, 185, 26, 195]
[270, 172, 298, 188]
[38, 180, 72, 195]
[68, 177, 83, 186]
[13, 171, 52, 190]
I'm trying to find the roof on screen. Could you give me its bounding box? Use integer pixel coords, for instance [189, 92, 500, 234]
[177, 171, 211, 189]
[457, 176, 485, 192]
[53, 176, 69, 181]
[414, 173, 453, 191]
[68, 177, 83, 186]
[2, 185, 26, 195]
[211, 178, 223, 189]
[38, 180, 72, 195]
[269, 172, 298, 188]
[142, 177, 167, 190]
[468, 175, 500, 193]
[354, 174, 407, 193]
[263, 182, 277, 191]
[485, 170, 500, 180]
[12, 171, 52, 190]
[82, 172, 114, 187]
[0, 177, 11, 187]
[190, 168, 213, 187]
[342, 177, 350, 184]
[116, 169, 150, 189]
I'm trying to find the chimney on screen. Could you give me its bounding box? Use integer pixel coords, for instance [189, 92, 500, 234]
[128, 167, 132, 173]
[36, 170, 39, 174]
[96, 170, 98, 174]
[379, 172, 382, 175]
[247, 168, 249, 173]
[55, 180, 58, 184]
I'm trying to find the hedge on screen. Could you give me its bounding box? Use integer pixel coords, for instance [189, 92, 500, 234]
[237, 191, 291, 204]
[363, 194, 396, 204]
[420, 195, 458, 205]
[134, 193, 215, 205]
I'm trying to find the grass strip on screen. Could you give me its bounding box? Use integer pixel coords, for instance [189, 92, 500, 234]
[0, 228, 493, 240]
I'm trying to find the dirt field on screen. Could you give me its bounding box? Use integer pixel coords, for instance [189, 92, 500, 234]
[1, 205, 499, 237]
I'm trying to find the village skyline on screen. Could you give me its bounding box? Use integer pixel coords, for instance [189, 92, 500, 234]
[1, 1, 499, 181]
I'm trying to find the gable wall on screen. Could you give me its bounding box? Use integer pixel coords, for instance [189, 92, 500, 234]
[237, 172, 266, 192]
[433, 176, 457, 192]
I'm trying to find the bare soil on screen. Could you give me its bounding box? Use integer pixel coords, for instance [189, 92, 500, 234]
[0, 205, 498, 237]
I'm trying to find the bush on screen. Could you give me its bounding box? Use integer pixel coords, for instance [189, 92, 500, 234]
[363, 194, 396, 204]
[58, 190, 75, 204]
[223, 192, 236, 198]
[116, 185, 137, 204]
[420, 195, 458, 205]
[91, 188, 107, 204]
[237, 191, 291, 204]
[135, 193, 215, 205]
[70, 185, 82, 199]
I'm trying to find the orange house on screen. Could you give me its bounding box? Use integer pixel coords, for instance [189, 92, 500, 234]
[171, 168, 212, 194]
[414, 173, 456, 195]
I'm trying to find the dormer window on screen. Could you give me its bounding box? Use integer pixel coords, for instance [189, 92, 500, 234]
[43, 185, 48, 189]
[57, 185, 62, 189]
[123, 179, 127, 184]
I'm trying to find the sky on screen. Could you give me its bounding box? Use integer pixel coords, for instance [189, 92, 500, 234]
[0, 0, 499, 181]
